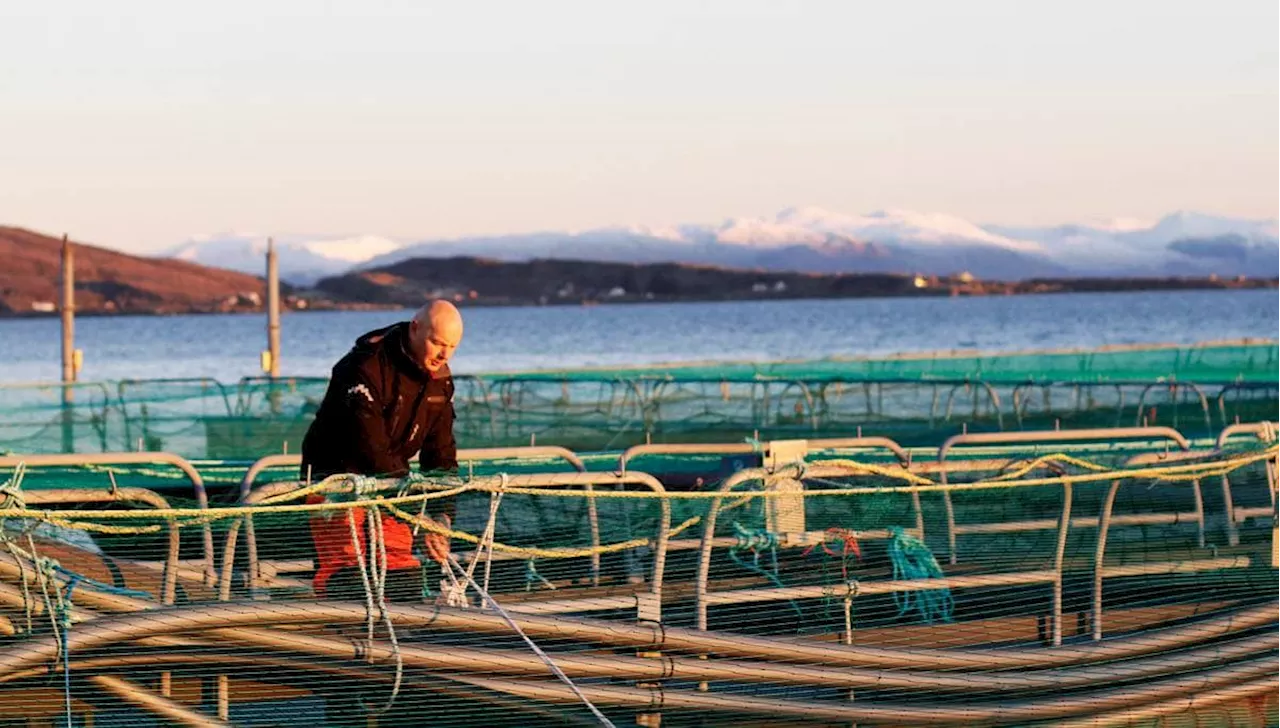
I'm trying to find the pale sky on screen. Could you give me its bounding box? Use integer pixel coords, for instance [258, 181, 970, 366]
[2, 0, 1276, 254]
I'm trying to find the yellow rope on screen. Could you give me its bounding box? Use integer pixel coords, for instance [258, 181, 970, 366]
[380, 498, 703, 559]
[0, 447, 1271, 542]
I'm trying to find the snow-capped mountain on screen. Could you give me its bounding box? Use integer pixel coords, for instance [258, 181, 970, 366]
[165, 209, 1278, 283]
[359, 208, 1069, 279]
[165, 234, 402, 285]
[985, 211, 1279, 276]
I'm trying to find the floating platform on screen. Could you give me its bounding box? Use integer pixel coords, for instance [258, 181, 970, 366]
[0, 421, 1274, 726]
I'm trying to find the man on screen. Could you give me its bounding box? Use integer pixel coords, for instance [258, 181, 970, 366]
[300, 300, 464, 600]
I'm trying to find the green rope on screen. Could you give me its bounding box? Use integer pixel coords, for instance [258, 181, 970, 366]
[888, 526, 953, 624]
[727, 522, 802, 619]
[524, 559, 555, 592]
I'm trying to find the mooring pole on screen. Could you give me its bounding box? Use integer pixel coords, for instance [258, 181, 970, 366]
[264, 238, 283, 416]
[266, 237, 281, 378]
[60, 233, 76, 453]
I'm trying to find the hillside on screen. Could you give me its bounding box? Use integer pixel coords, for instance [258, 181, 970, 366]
[0, 227, 276, 316]
[170, 208, 1280, 285]
[314, 256, 1276, 308]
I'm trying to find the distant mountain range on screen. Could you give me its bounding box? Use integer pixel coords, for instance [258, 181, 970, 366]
[166, 208, 1279, 285]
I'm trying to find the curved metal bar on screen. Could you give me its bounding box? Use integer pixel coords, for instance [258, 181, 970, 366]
[22, 488, 180, 605]
[695, 448, 920, 631]
[1214, 421, 1279, 547]
[1093, 479, 1122, 641]
[225, 471, 670, 609]
[1179, 381, 1213, 432]
[1216, 421, 1280, 449]
[458, 446, 587, 473]
[619, 442, 759, 473]
[976, 380, 1005, 430]
[1, 601, 1274, 726]
[807, 436, 912, 466]
[1132, 383, 1158, 426]
[936, 426, 1192, 564]
[0, 596, 1273, 676]
[233, 446, 590, 599]
[0, 452, 214, 587]
[807, 435, 921, 533]
[2, 651, 603, 728]
[1050, 481, 1073, 647]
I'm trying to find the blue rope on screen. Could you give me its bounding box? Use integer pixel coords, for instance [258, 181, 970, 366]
[887, 527, 953, 624]
[60, 576, 79, 728]
[524, 559, 556, 592]
[51, 565, 154, 600]
[727, 523, 802, 619]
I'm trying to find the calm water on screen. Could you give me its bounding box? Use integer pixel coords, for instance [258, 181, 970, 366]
[0, 290, 1275, 383]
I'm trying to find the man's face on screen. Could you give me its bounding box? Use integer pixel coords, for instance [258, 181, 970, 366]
[413, 318, 462, 374]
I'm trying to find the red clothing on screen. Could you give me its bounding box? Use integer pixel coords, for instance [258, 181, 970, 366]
[308, 495, 420, 596]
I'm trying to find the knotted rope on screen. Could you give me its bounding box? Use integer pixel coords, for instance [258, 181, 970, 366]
[888, 526, 953, 624]
[728, 522, 802, 619]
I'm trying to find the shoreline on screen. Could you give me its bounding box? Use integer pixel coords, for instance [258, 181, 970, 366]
[0, 277, 1274, 320]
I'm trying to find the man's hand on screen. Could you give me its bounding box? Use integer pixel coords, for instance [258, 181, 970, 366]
[423, 514, 452, 564]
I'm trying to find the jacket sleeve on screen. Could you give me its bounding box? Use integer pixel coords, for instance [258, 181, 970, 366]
[332, 359, 404, 477]
[417, 397, 458, 521]
[417, 401, 458, 474]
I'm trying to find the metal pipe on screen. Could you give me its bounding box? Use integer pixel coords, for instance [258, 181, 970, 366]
[619, 442, 759, 472]
[952, 512, 1197, 535]
[5, 602, 1273, 699]
[0, 452, 215, 586]
[701, 570, 1058, 606]
[1051, 481, 1072, 646]
[695, 456, 923, 631]
[265, 237, 281, 379]
[178, 624, 1280, 698]
[2, 650, 603, 728]
[805, 435, 911, 465]
[1052, 674, 1279, 728]
[1094, 478, 1121, 641]
[228, 471, 670, 608]
[0, 550, 153, 616]
[442, 656, 1278, 726]
[938, 426, 1192, 564]
[234, 446, 591, 596]
[22, 487, 180, 604]
[1214, 422, 1279, 548]
[1216, 421, 1279, 449]
[938, 426, 1194, 459]
[0, 599, 1271, 679]
[60, 234, 76, 454]
[88, 674, 229, 728]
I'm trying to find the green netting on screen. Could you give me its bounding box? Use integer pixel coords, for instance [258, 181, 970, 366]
[1, 341, 1277, 458]
[495, 340, 1280, 384]
[0, 431, 1274, 726]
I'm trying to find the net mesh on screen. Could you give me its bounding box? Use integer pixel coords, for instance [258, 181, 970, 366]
[0, 425, 1274, 726]
[2, 341, 1277, 458]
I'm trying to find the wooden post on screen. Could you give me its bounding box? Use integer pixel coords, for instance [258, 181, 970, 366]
[60, 234, 76, 453]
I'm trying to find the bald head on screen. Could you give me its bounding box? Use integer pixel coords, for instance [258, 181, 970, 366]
[408, 300, 464, 374]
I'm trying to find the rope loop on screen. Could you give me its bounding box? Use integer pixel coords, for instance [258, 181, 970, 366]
[0, 463, 27, 511]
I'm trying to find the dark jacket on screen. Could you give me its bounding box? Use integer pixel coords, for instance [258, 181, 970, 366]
[301, 322, 458, 486]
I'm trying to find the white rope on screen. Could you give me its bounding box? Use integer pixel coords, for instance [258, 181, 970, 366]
[345, 504, 404, 714]
[443, 554, 617, 728]
[445, 473, 507, 609]
[0, 463, 26, 510]
[477, 474, 507, 603]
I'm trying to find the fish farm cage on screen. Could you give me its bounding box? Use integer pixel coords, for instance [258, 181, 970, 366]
[0, 340, 1274, 727]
